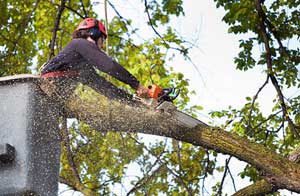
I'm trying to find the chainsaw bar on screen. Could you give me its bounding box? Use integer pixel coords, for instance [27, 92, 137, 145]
[155, 101, 207, 129]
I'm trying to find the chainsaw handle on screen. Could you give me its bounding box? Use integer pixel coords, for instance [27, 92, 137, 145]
[158, 88, 180, 102]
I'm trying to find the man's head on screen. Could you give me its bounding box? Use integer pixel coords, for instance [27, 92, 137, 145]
[73, 18, 107, 47]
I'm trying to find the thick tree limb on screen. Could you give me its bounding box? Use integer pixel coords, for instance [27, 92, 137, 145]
[49, 82, 300, 194]
[233, 144, 300, 195]
[233, 180, 274, 196]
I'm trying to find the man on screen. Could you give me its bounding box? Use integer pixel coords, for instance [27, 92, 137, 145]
[40, 18, 148, 101]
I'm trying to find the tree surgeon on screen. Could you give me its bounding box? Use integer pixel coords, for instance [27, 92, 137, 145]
[40, 18, 148, 104]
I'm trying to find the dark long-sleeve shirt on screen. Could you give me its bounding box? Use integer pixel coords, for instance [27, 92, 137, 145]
[40, 38, 140, 89]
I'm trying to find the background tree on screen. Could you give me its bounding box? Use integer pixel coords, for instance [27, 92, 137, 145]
[0, 0, 299, 195]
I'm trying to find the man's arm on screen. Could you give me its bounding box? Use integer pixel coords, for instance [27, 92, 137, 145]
[73, 39, 140, 89]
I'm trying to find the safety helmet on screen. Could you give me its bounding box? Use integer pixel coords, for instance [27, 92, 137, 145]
[76, 18, 107, 40]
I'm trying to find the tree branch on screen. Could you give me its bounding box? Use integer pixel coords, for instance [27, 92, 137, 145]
[51, 78, 300, 194]
[233, 179, 275, 196]
[217, 156, 232, 196]
[60, 118, 82, 185]
[254, 0, 299, 138]
[79, 0, 88, 18]
[234, 135, 300, 195]
[246, 75, 269, 134]
[49, 0, 67, 60]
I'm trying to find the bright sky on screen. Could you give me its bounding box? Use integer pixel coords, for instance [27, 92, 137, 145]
[60, 0, 297, 195]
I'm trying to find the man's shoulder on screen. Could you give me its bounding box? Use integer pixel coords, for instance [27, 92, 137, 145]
[69, 38, 89, 46]
[69, 38, 97, 50]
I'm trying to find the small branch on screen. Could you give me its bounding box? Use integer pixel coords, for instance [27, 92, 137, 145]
[79, 0, 88, 18]
[52, 1, 85, 18]
[126, 163, 167, 196]
[217, 156, 232, 196]
[227, 164, 237, 192]
[49, 0, 67, 60]
[60, 118, 82, 184]
[261, 8, 300, 64]
[246, 76, 269, 134]
[251, 110, 281, 131]
[62, 4, 85, 19]
[107, 0, 126, 21]
[201, 149, 211, 196]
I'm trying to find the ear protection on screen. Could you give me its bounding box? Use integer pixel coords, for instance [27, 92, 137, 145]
[89, 26, 102, 42]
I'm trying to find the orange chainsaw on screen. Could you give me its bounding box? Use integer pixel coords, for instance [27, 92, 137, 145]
[147, 85, 180, 102]
[135, 85, 206, 128]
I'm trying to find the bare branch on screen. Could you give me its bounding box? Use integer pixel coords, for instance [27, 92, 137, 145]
[246, 76, 269, 134]
[217, 156, 232, 196]
[227, 164, 237, 192]
[49, 0, 67, 60]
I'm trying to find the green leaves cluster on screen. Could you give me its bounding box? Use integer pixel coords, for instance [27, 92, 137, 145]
[145, 0, 184, 26]
[0, 0, 38, 75]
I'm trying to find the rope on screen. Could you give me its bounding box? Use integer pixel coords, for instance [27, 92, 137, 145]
[104, 0, 109, 55]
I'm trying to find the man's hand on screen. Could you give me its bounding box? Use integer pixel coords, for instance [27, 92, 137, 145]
[136, 84, 149, 97]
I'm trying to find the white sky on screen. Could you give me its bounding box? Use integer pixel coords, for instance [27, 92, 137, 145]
[60, 0, 298, 195]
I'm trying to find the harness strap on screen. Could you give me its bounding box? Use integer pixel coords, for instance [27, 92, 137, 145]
[41, 70, 80, 78]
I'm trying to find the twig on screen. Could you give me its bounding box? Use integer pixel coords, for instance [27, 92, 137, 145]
[227, 163, 237, 192]
[217, 156, 232, 196]
[246, 76, 269, 134]
[201, 149, 211, 196]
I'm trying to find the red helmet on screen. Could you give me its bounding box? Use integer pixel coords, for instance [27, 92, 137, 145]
[76, 18, 107, 38]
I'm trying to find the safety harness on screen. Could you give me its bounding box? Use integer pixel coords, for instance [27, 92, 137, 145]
[41, 70, 79, 78]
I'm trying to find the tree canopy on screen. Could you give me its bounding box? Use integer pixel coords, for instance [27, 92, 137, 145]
[1, 0, 300, 195]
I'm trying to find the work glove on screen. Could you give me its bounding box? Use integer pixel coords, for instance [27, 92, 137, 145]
[136, 84, 149, 98]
